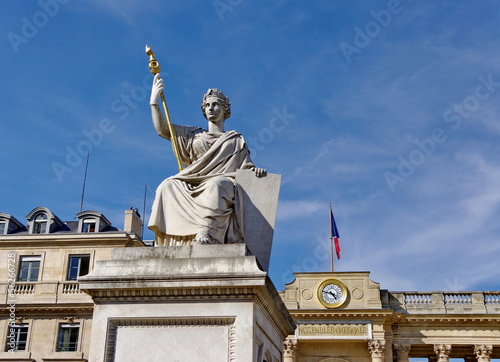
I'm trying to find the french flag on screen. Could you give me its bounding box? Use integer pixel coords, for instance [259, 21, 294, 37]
[330, 207, 341, 260]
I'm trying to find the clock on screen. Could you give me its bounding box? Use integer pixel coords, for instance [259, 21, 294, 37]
[317, 279, 348, 308]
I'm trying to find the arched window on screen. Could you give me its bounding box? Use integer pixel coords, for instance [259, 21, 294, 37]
[33, 214, 48, 234]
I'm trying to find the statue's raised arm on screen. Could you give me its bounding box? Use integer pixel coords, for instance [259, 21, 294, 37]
[150, 74, 170, 140]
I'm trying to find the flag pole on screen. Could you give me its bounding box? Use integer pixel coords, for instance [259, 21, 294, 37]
[329, 202, 334, 272]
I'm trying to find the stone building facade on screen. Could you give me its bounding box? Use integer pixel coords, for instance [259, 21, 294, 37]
[1, 207, 499, 361]
[0, 207, 144, 361]
[281, 273, 500, 361]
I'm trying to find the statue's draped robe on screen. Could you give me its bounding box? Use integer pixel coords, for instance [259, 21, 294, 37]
[148, 125, 255, 245]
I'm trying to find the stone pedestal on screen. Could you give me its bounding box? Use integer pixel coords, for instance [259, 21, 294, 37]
[79, 244, 295, 362]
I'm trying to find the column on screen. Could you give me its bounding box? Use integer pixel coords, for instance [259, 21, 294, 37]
[464, 356, 477, 362]
[368, 339, 386, 362]
[428, 357, 438, 362]
[474, 344, 493, 362]
[283, 338, 298, 362]
[394, 344, 411, 362]
[434, 344, 451, 362]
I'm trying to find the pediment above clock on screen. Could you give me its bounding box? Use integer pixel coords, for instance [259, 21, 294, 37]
[281, 272, 382, 310]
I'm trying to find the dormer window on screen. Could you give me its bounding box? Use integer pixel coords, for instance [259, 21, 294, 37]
[81, 219, 96, 233]
[76, 211, 111, 233]
[0, 213, 25, 235]
[26, 207, 63, 234]
[33, 214, 48, 234]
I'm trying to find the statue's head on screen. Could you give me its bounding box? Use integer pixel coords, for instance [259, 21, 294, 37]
[201, 88, 231, 120]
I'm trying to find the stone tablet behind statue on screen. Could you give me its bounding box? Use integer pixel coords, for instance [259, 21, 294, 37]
[148, 76, 278, 264]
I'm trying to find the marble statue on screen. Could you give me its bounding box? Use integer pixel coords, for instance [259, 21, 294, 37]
[148, 74, 266, 245]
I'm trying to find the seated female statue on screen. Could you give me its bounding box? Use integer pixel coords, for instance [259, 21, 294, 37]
[148, 74, 266, 245]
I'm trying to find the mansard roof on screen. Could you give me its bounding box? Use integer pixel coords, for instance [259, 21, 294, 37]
[0, 207, 118, 235]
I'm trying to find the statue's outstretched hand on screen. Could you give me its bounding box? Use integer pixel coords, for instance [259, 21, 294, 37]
[252, 167, 267, 177]
[150, 73, 164, 105]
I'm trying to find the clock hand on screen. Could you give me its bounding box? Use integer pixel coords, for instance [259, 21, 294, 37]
[328, 291, 337, 297]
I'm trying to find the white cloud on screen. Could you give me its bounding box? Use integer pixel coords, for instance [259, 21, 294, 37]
[277, 200, 324, 221]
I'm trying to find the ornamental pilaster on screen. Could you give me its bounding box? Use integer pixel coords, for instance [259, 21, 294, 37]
[474, 344, 493, 362]
[283, 338, 298, 362]
[434, 344, 451, 362]
[368, 339, 386, 362]
[394, 344, 411, 362]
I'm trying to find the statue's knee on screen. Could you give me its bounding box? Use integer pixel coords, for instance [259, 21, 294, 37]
[206, 176, 235, 197]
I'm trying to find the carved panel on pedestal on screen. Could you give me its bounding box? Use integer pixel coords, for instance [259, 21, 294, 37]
[105, 317, 236, 362]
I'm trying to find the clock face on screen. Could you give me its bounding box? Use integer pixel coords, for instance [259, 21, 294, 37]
[322, 283, 343, 304]
[318, 279, 348, 308]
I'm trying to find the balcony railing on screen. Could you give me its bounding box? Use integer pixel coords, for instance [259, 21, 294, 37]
[389, 291, 500, 314]
[484, 293, 500, 304]
[61, 282, 81, 294]
[14, 283, 35, 294]
[404, 293, 432, 305]
[444, 293, 472, 305]
[1, 281, 89, 304]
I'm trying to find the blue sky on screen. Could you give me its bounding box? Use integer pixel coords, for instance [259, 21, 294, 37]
[2, 0, 500, 293]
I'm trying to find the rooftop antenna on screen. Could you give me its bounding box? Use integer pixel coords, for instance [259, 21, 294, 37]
[142, 182, 147, 238]
[80, 152, 90, 212]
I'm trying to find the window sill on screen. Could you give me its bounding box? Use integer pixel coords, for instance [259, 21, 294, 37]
[0, 350, 32, 361]
[41, 351, 86, 361]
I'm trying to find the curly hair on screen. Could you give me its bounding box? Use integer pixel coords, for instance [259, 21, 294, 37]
[201, 88, 231, 120]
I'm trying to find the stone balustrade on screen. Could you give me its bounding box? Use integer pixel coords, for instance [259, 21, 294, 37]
[1, 281, 90, 304]
[386, 291, 500, 314]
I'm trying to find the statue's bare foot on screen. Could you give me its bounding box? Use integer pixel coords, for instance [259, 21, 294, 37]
[193, 231, 212, 244]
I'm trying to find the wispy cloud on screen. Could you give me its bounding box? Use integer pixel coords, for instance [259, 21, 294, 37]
[277, 200, 324, 221]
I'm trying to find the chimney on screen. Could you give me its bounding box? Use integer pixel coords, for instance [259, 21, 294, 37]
[123, 208, 143, 238]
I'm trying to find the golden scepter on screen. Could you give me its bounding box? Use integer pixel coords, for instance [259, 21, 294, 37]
[145, 45, 183, 171]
